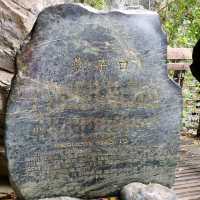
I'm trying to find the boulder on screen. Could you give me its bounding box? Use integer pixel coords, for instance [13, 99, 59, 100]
[5, 3, 182, 200]
[40, 197, 82, 200]
[121, 182, 177, 200]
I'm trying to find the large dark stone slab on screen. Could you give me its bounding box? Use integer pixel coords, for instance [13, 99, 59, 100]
[5, 4, 182, 200]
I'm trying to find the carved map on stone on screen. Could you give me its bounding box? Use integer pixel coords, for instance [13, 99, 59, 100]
[5, 4, 182, 200]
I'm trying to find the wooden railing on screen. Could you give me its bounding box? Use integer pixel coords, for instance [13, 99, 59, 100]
[167, 47, 192, 87]
[167, 47, 192, 70]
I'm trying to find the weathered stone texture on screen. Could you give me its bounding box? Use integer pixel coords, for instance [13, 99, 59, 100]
[40, 197, 82, 200]
[121, 182, 177, 200]
[0, 0, 76, 176]
[5, 4, 182, 200]
[0, 80, 10, 146]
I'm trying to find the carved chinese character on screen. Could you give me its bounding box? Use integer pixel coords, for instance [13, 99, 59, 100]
[96, 59, 108, 71]
[119, 60, 128, 70]
[72, 56, 82, 71]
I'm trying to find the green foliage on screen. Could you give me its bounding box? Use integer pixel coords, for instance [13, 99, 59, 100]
[168, 70, 200, 131]
[182, 71, 200, 130]
[81, 0, 105, 9]
[158, 0, 200, 47]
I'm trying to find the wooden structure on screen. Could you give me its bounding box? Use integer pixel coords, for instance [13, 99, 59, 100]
[173, 136, 200, 200]
[167, 47, 192, 70]
[167, 47, 192, 87]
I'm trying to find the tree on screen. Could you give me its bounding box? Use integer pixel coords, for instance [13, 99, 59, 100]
[158, 0, 200, 47]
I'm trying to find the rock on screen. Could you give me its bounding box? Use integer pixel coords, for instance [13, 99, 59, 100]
[0, 71, 13, 88]
[0, 0, 77, 178]
[0, 81, 10, 146]
[0, 0, 77, 125]
[40, 197, 82, 200]
[121, 182, 177, 200]
[0, 0, 75, 73]
[5, 3, 182, 200]
[0, 0, 76, 136]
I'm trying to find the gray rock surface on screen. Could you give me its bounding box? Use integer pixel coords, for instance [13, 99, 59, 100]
[40, 197, 82, 200]
[0, 0, 76, 176]
[5, 3, 182, 200]
[121, 182, 177, 200]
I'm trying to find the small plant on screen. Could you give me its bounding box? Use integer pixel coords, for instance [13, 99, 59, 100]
[80, 0, 106, 9]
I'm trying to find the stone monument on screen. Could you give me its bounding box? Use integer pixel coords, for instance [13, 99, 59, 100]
[5, 4, 182, 200]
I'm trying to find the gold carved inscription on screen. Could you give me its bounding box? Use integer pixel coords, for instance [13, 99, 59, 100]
[71, 56, 129, 72]
[119, 60, 128, 71]
[72, 56, 82, 71]
[21, 145, 171, 183]
[96, 59, 108, 72]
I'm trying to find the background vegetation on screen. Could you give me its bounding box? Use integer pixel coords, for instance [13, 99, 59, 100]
[157, 0, 200, 134]
[83, 0, 200, 47]
[158, 0, 200, 47]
